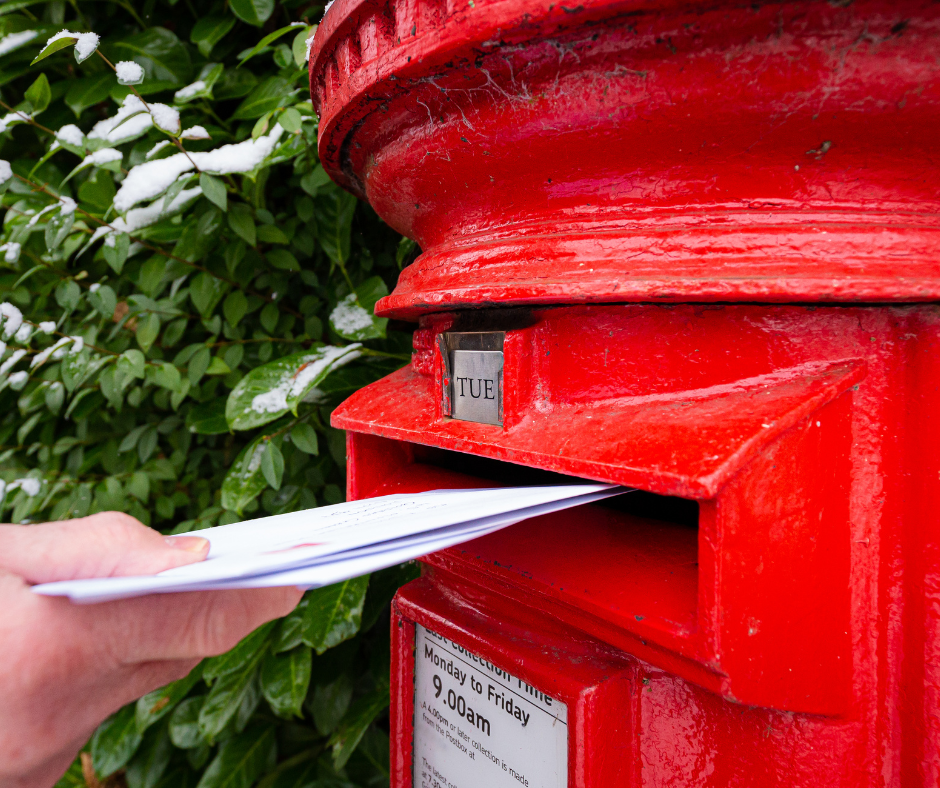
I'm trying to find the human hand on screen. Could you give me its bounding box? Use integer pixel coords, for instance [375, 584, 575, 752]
[0, 512, 303, 788]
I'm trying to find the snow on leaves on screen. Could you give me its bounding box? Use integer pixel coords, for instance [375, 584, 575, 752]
[225, 344, 361, 431]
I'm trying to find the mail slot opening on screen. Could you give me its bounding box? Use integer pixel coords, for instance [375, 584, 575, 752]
[412, 444, 699, 529]
[378, 443, 702, 640]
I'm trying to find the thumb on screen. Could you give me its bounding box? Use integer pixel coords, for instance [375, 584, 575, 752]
[0, 512, 209, 583]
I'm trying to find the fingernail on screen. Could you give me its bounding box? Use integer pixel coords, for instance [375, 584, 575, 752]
[165, 536, 209, 554]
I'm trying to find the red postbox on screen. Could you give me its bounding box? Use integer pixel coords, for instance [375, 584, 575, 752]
[309, 1, 940, 785]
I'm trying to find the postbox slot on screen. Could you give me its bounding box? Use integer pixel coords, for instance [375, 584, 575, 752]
[411, 444, 700, 528]
[353, 439, 702, 643]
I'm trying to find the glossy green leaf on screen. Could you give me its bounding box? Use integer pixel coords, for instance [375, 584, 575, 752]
[187, 346, 211, 385]
[302, 576, 370, 654]
[260, 440, 284, 490]
[239, 24, 305, 65]
[44, 207, 74, 251]
[169, 696, 207, 749]
[190, 272, 229, 316]
[317, 189, 357, 266]
[223, 290, 248, 327]
[225, 345, 362, 431]
[329, 687, 390, 771]
[311, 673, 353, 736]
[278, 107, 302, 134]
[136, 312, 160, 352]
[227, 204, 256, 246]
[198, 658, 265, 741]
[255, 224, 289, 244]
[24, 72, 51, 114]
[186, 398, 229, 434]
[267, 248, 299, 271]
[204, 623, 276, 683]
[261, 645, 312, 719]
[232, 76, 297, 120]
[103, 233, 130, 275]
[200, 173, 227, 212]
[190, 16, 236, 58]
[147, 361, 182, 392]
[125, 723, 173, 788]
[289, 422, 318, 455]
[65, 73, 113, 117]
[91, 704, 144, 777]
[214, 69, 258, 101]
[300, 165, 331, 196]
[229, 0, 276, 27]
[220, 433, 268, 513]
[31, 34, 76, 65]
[88, 284, 117, 318]
[196, 725, 276, 788]
[272, 596, 309, 653]
[55, 280, 80, 311]
[292, 27, 315, 68]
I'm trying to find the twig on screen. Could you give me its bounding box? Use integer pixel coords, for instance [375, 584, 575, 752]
[0, 100, 55, 137]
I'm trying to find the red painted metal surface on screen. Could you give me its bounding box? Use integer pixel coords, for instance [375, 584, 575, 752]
[311, 0, 940, 784]
[339, 307, 940, 785]
[311, 0, 940, 314]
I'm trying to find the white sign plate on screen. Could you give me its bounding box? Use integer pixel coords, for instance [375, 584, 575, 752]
[414, 625, 568, 788]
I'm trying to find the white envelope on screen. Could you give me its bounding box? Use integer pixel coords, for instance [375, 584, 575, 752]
[32, 485, 622, 603]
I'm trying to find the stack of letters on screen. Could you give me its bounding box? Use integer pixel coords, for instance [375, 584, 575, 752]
[33, 484, 620, 603]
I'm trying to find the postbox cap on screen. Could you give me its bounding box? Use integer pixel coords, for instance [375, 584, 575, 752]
[310, 0, 940, 319]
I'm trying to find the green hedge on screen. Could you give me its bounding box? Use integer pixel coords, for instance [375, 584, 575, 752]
[0, 0, 417, 784]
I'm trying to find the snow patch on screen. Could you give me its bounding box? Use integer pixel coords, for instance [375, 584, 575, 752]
[191, 124, 284, 174]
[13, 324, 31, 342]
[74, 32, 99, 62]
[0, 304, 23, 340]
[112, 154, 193, 212]
[82, 148, 122, 168]
[88, 95, 152, 145]
[114, 126, 284, 211]
[43, 30, 99, 63]
[38, 321, 55, 333]
[0, 30, 38, 57]
[11, 478, 41, 496]
[26, 204, 57, 227]
[150, 103, 180, 134]
[89, 187, 202, 244]
[0, 160, 12, 184]
[249, 345, 361, 415]
[305, 33, 316, 62]
[7, 371, 27, 387]
[115, 60, 144, 85]
[330, 294, 374, 334]
[59, 197, 77, 215]
[0, 349, 26, 374]
[146, 140, 171, 160]
[0, 112, 31, 134]
[30, 335, 80, 368]
[174, 80, 206, 101]
[180, 125, 210, 140]
[0, 242, 20, 264]
[55, 124, 84, 148]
